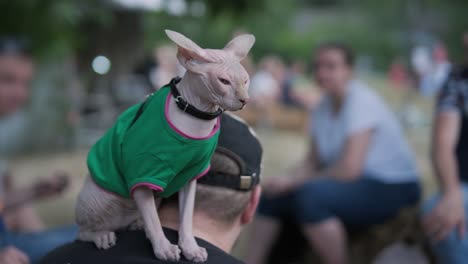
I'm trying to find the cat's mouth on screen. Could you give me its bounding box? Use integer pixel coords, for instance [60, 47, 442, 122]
[231, 105, 245, 111]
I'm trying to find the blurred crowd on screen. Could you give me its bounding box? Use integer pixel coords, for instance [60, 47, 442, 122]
[0, 38, 78, 263]
[1, 28, 468, 264]
[135, 43, 322, 111]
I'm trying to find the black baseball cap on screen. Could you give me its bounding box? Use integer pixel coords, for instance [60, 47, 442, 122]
[198, 113, 263, 191]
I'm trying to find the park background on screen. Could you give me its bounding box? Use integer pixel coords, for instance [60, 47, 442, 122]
[2, 0, 468, 262]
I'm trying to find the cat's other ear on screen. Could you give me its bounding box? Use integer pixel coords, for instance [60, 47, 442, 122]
[223, 34, 255, 61]
[165, 30, 214, 63]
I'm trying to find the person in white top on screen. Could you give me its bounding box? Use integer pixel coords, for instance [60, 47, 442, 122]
[247, 43, 420, 264]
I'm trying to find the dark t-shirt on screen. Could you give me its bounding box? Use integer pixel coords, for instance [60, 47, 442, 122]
[437, 65, 468, 182]
[40, 228, 244, 264]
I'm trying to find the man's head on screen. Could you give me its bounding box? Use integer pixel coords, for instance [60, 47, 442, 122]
[312, 42, 354, 95]
[194, 113, 262, 227]
[0, 37, 34, 117]
[433, 43, 448, 63]
[161, 113, 263, 229]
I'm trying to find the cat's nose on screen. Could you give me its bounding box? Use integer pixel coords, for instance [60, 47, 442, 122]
[239, 99, 248, 105]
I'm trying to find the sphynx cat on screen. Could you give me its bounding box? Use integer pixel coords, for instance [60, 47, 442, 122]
[75, 30, 255, 262]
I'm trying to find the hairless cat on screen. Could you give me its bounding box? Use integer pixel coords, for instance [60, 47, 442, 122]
[75, 30, 255, 262]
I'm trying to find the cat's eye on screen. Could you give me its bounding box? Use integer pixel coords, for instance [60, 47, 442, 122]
[218, 78, 231, 85]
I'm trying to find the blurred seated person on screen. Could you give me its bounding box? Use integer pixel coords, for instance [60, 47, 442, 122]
[0, 37, 77, 263]
[133, 45, 182, 92]
[133, 55, 158, 92]
[151, 44, 182, 89]
[246, 42, 420, 264]
[419, 43, 451, 96]
[248, 56, 284, 125]
[40, 113, 263, 264]
[388, 58, 410, 89]
[421, 31, 468, 264]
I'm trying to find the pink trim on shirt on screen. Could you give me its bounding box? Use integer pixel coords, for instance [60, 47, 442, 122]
[192, 165, 211, 181]
[130, 183, 164, 197]
[165, 93, 220, 140]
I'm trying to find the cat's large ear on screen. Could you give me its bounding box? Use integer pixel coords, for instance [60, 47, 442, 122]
[165, 30, 214, 64]
[223, 34, 255, 61]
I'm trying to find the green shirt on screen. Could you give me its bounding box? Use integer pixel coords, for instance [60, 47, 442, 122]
[87, 86, 220, 198]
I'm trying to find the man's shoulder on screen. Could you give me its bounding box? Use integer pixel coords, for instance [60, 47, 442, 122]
[40, 229, 245, 264]
[164, 228, 244, 264]
[349, 80, 380, 101]
[347, 80, 387, 113]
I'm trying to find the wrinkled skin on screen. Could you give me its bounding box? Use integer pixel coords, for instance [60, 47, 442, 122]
[75, 30, 255, 262]
[167, 29, 254, 112]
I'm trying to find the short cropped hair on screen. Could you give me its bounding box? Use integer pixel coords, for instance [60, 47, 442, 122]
[314, 42, 355, 67]
[162, 151, 252, 225]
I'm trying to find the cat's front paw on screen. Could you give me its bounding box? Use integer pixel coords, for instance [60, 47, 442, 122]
[93, 231, 117, 250]
[179, 238, 208, 262]
[152, 238, 181, 261]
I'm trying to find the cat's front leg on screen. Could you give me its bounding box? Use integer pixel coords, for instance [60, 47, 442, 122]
[133, 187, 181, 261]
[178, 180, 208, 262]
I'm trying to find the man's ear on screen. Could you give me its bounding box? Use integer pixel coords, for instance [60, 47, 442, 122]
[165, 30, 214, 63]
[223, 34, 256, 61]
[241, 186, 262, 225]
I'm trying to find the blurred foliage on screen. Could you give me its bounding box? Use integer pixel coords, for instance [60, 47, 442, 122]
[0, 0, 114, 58]
[186, 0, 266, 17]
[1, 0, 467, 68]
[0, 0, 266, 58]
[298, 0, 468, 63]
[143, 0, 295, 60]
[144, 0, 468, 69]
[354, 0, 468, 63]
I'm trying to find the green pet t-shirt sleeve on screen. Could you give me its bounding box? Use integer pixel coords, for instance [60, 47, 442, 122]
[124, 153, 176, 197]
